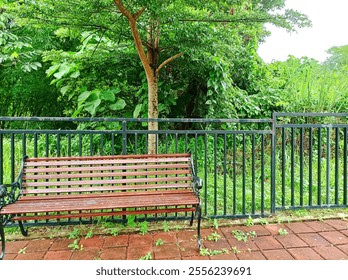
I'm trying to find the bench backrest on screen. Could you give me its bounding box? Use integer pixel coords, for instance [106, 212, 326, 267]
[21, 153, 194, 196]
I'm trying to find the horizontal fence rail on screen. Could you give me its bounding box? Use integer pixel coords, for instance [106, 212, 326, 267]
[1, 113, 347, 227]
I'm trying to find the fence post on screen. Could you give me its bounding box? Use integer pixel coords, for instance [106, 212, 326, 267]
[122, 120, 127, 155]
[271, 112, 277, 214]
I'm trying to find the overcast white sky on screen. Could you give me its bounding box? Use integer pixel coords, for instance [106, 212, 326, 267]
[258, 0, 348, 63]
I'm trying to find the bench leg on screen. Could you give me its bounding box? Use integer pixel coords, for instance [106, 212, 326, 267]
[196, 205, 202, 250]
[190, 211, 194, 226]
[18, 221, 28, 236]
[0, 222, 5, 260]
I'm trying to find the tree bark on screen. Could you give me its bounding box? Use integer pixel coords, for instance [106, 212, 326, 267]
[147, 78, 158, 154]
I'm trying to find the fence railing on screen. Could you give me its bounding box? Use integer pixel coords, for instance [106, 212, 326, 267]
[1, 113, 347, 226]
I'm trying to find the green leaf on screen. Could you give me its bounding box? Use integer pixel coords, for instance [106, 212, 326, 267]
[100, 90, 115, 102]
[53, 63, 72, 79]
[110, 98, 126, 111]
[133, 104, 142, 118]
[70, 71, 80, 78]
[46, 64, 60, 77]
[84, 97, 101, 116]
[78, 91, 91, 104]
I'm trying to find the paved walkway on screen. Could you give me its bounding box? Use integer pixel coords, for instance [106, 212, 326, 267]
[3, 218, 348, 260]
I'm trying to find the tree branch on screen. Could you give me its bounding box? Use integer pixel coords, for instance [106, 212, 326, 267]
[133, 7, 146, 20]
[156, 52, 183, 75]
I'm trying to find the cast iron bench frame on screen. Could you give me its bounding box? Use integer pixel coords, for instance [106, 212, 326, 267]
[0, 153, 202, 260]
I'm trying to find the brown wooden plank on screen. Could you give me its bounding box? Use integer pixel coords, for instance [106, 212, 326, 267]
[22, 176, 191, 188]
[24, 163, 190, 174]
[1, 193, 199, 214]
[23, 169, 191, 180]
[25, 153, 190, 162]
[11, 207, 196, 221]
[20, 189, 194, 201]
[25, 157, 190, 167]
[22, 183, 192, 195]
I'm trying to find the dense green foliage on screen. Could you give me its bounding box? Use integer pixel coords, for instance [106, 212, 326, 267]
[0, 0, 347, 122]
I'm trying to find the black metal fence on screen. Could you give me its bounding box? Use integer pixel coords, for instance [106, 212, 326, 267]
[0, 113, 347, 225]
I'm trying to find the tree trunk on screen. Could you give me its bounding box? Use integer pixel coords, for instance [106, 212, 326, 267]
[147, 78, 158, 154]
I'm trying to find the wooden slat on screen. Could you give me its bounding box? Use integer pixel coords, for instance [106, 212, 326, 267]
[22, 176, 191, 188]
[1, 193, 199, 214]
[20, 189, 194, 201]
[22, 183, 192, 195]
[23, 169, 191, 180]
[25, 153, 190, 162]
[25, 157, 190, 167]
[11, 207, 196, 221]
[23, 183, 192, 194]
[24, 163, 190, 174]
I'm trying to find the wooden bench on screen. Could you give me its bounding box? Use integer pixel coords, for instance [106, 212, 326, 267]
[0, 153, 202, 260]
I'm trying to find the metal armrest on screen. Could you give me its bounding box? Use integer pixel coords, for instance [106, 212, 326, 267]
[0, 184, 9, 198]
[193, 175, 203, 190]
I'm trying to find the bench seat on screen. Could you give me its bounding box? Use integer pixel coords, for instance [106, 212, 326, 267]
[0, 153, 202, 260]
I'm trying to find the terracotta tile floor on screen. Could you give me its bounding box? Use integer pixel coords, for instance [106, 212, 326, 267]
[3, 219, 348, 260]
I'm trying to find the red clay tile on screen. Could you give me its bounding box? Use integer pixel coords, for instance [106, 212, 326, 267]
[127, 244, 153, 260]
[71, 248, 100, 260]
[285, 223, 315, 234]
[79, 236, 104, 249]
[154, 243, 181, 259]
[209, 253, 238, 260]
[50, 238, 74, 251]
[305, 221, 335, 232]
[103, 235, 129, 248]
[313, 246, 347, 260]
[128, 234, 153, 247]
[324, 219, 348, 230]
[15, 251, 46, 260]
[275, 234, 308, 248]
[26, 239, 53, 252]
[178, 241, 200, 258]
[220, 226, 244, 239]
[227, 238, 258, 252]
[5, 240, 29, 254]
[264, 224, 289, 235]
[204, 238, 230, 251]
[253, 236, 283, 250]
[44, 250, 72, 260]
[3, 253, 16, 260]
[153, 232, 177, 244]
[319, 231, 348, 245]
[263, 249, 295, 260]
[177, 230, 197, 242]
[287, 247, 323, 260]
[298, 233, 331, 247]
[100, 247, 127, 260]
[341, 229, 348, 237]
[237, 251, 266, 260]
[182, 255, 209, 260]
[337, 244, 348, 255]
[241, 225, 271, 236]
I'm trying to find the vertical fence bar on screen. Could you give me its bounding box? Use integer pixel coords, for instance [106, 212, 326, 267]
[291, 127, 295, 206]
[251, 134, 255, 214]
[300, 127, 304, 206]
[233, 133, 237, 215]
[0, 133, 3, 184]
[122, 121, 127, 155]
[335, 127, 339, 205]
[22, 133, 27, 157]
[89, 133, 93, 155]
[281, 127, 286, 207]
[326, 127, 331, 205]
[111, 133, 115, 154]
[309, 127, 313, 206]
[344, 127, 347, 205]
[223, 133, 227, 216]
[10, 133, 15, 182]
[34, 133, 38, 157]
[78, 134, 82, 156]
[100, 134, 104, 155]
[45, 134, 49, 157]
[68, 134, 72, 156]
[271, 115, 277, 214]
[318, 128, 322, 206]
[204, 133, 208, 216]
[261, 133, 265, 215]
[214, 133, 217, 216]
[57, 133, 61, 157]
[242, 133, 246, 215]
